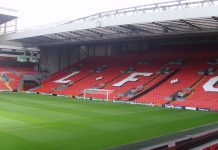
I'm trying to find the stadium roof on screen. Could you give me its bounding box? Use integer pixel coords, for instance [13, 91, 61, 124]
[0, 7, 17, 25]
[1, 0, 218, 47]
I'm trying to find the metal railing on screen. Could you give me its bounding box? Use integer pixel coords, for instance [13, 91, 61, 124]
[66, 0, 218, 23]
[18, 0, 218, 32]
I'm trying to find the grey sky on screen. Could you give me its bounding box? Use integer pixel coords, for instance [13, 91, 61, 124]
[1, 0, 166, 29]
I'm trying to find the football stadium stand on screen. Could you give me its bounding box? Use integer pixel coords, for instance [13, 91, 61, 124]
[0, 65, 37, 91]
[34, 47, 218, 111]
[0, 1, 218, 149]
[0, 0, 217, 112]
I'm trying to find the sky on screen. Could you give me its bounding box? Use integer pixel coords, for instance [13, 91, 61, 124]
[1, 0, 166, 29]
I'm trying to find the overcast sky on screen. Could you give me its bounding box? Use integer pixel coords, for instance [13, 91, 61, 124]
[1, 0, 166, 29]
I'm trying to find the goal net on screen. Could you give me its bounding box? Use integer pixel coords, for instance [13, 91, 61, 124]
[83, 89, 113, 101]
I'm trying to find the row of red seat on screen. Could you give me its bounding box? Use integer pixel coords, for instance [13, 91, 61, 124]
[0, 65, 36, 90]
[34, 48, 218, 110]
[203, 143, 218, 150]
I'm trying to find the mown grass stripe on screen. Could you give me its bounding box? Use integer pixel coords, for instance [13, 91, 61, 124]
[0, 92, 217, 150]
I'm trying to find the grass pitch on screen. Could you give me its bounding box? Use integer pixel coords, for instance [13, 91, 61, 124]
[0, 92, 217, 150]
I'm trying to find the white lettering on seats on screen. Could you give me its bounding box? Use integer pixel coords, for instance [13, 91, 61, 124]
[96, 76, 103, 81]
[54, 71, 80, 84]
[112, 72, 153, 87]
[203, 76, 218, 92]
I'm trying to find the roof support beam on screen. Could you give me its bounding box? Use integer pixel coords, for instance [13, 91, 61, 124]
[180, 19, 202, 31]
[69, 31, 94, 40]
[120, 24, 154, 34]
[152, 22, 179, 33]
[60, 32, 82, 41]
[211, 16, 218, 22]
[156, 21, 192, 31]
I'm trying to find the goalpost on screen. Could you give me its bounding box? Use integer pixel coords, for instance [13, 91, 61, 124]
[83, 89, 113, 101]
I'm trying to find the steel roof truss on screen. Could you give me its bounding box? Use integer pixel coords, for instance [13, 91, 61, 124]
[95, 27, 118, 34]
[136, 24, 163, 32]
[157, 21, 192, 31]
[60, 32, 82, 41]
[70, 31, 93, 40]
[179, 19, 202, 31]
[44, 34, 65, 40]
[152, 22, 179, 33]
[212, 16, 218, 22]
[186, 20, 218, 28]
[77, 30, 102, 39]
[111, 26, 132, 33]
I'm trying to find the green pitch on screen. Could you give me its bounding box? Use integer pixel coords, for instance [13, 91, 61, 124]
[0, 92, 217, 150]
